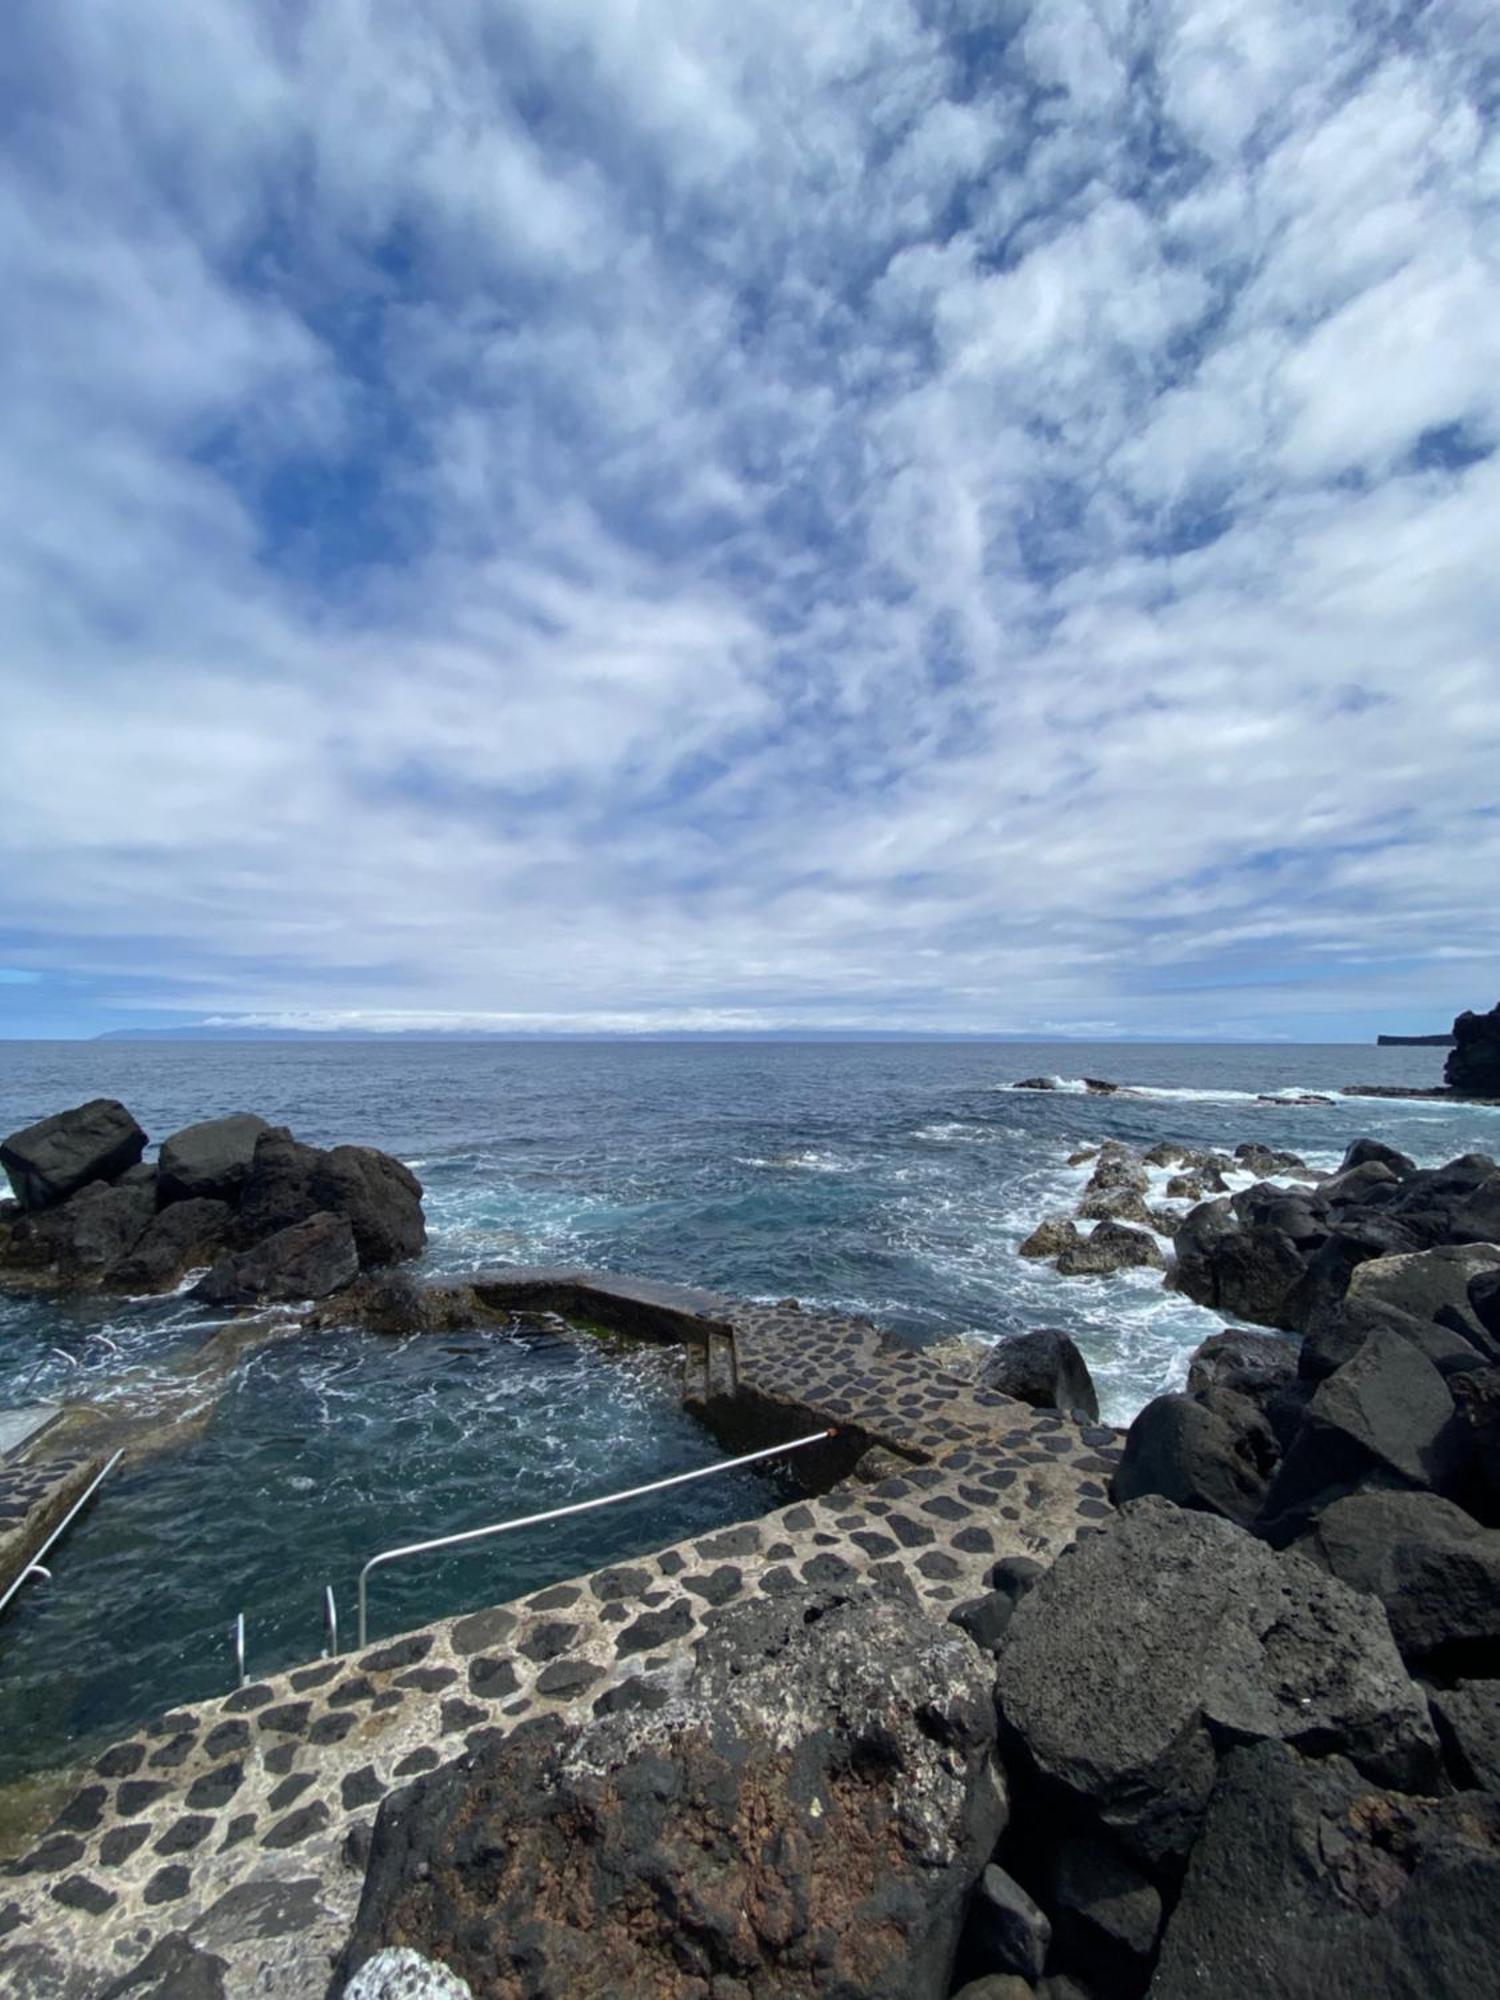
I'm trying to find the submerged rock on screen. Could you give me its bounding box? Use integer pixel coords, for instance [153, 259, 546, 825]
[336, 1586, 1006, 2000]
[0, 1098, 147, 1209]
[997, 1499, 1439, 1871]
[979, 1329, 1099, 1421]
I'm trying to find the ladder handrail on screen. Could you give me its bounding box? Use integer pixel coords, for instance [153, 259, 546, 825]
[356, 1427, 836, 1648]
[0, 1448, 124, 1624]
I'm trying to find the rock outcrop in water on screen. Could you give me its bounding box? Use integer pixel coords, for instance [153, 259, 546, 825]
[1446, 998, 1500, 1096]
[0, 1099, 424, 1302]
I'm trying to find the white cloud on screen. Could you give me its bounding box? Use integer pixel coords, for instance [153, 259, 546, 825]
[2, 0, 1498, 1040]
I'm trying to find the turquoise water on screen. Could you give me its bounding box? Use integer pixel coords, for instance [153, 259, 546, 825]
[1, 1038, 1495, 1778]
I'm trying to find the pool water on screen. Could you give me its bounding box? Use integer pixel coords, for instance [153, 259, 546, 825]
[0, 1318, 787, 1783]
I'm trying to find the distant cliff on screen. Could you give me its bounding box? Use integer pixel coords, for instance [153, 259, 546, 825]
[1377, 1032, 1456, 1046]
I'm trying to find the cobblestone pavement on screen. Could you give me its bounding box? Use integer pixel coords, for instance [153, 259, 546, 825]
[0, 1275, 1120, 1997]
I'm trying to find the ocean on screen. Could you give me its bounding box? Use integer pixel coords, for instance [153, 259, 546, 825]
[1, 1037, 1495, 1778]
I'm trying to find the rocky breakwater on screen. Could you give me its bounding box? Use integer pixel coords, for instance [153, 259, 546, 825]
[0, 1100, 424, 1306]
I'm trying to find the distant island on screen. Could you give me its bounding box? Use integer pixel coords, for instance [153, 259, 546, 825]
[1377, 1032, 1456, 1046]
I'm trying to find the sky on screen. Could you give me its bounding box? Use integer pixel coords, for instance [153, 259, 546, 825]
[2, 0, 1498, 1043]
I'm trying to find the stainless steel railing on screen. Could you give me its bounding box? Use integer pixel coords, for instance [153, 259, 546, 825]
[0, 1448, 124, 1625]
[355, 1428, 835, 1648]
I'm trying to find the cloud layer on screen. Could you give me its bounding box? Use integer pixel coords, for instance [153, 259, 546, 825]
[4, 0, 1499, 1037]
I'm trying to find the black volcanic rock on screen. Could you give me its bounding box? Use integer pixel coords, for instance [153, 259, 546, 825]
[1258, 1327, 1458, 1542]
[0, 1099, 146, 1209]
[979, 1329, 1099, 1421]
[197, 1212, 359, 1305]
[1446, 999, 1500, 1095]
[237, 1130, 424, 1268]
[1293, 1489, 1500, 1676]
[1151, 1740, 1500, 2000]
[157, 1114, 270, 1206]
[4, 1178, 156, 1280]
[108, 1198, 233, 1292]
[1112, 1389, 1278, 1527]
[996, 1499, 1438, 1872]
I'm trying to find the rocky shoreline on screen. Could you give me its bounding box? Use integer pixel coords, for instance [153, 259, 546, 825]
[3, 1071, 1500, 1996]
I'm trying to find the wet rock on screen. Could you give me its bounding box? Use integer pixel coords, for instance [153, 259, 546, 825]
[108, 1198, 232, 1291]
[979, 1330, 1099, 1422]
[997, 1499, 1440, 1871]
[157, 1114, 271, 1206]
[4, 1176, 157, 1279]
[0, 1098, 147, 1209]
[1446, 999, 1500, 1095]
[1018, 1218, 1079, 1262]
[1292, 1490, 1500, 1676]
[1151, 1739, 1500, 2000]
[1075, 1187, 1157, 1229]
[239, 1130, 424, 1268]
[337, 1587, 1007, 2000]
[963, 1863, 1051, 1982]
[1086, 1149, 1148, 1197]
[1259, 1328, 1458, 1541]
[1056, 1223, 1163, 1277]
[1430, 1680, 1500, 1789]
[1111, 1389, 1278, 1527]
[196, 1212, 359, 1306]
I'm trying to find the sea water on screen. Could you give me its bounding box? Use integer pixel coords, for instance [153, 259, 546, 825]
[0, 1038, 1494, 1777]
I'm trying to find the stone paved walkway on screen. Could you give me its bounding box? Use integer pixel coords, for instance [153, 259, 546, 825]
[0, 1276, 1120, 1997]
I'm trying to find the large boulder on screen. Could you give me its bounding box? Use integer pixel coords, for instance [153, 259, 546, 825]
[1171, 1198, 1313, 1331]
[1150, 1740, 1500, 2000]
[1111, 1389, 1278, 1527]
[1299, 1296, 1488, 1386]
[157, 1113, 270, 1206]
[1389, 1151, 1500, 1247]
[1447, 1366, 1500, 1525]
[197, 1212, 359, 1305]
[3, 1177, 156, 1280]
[1048, 1835, 1162, 1992]
[1258, 1327, 1458, 1542]
[1293, 1490, 1500, 1677]
[1329, 1243, 1500, 1351]
[1018, 1218, 1078, 1261]
[0, 1099, 146, 1209]
[1186, 1328, 1297, 1401]
[996, 1499, 1440, 1872]
[1445, 999, 1500, 1095]
[238, 1130, 424, 1268]
[106, 1198, 232, 1292]
[979, 1330, 1099, 1421]
[336, 1587, 1007, 2000]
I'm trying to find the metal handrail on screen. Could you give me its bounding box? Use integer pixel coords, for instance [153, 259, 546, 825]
[323, 1585, 339, 1658]
[356, 1427, 836, 1648]
[0, 1448, 124, 1625]
[230, 1611, 246, 1687]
